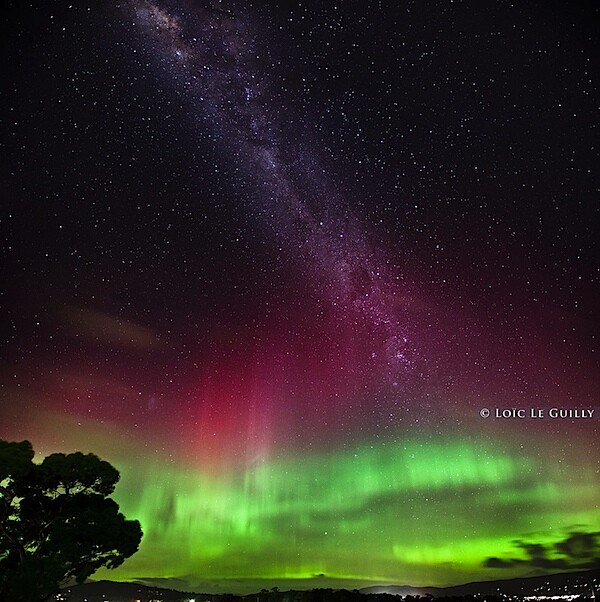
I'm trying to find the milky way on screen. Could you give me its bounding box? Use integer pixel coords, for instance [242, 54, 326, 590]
[131, 0, 419, 383]
[1, 0, 598, 593]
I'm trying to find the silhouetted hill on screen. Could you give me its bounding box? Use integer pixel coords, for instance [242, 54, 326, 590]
[52, 568, 600, 601]
[53, 579, 201, 602]
[360, 568, 600, 597]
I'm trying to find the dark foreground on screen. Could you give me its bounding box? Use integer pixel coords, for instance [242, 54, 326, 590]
[52, 568, 600, 602]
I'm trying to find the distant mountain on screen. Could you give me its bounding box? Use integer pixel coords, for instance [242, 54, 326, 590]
[360, 568, 600, 597]
[53, 568, 600, 601]
[54, 580, 201, 602]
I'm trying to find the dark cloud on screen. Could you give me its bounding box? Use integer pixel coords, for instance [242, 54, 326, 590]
[556, 532, 600, 560]
[485, 531, 600, 570]
[517, 542, 567, 570]
[484, 557, 519, 569]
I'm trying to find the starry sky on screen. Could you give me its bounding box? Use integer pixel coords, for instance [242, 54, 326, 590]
[1, 0, 599, 594]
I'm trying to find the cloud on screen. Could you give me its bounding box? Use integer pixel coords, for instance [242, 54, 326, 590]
[484, 557, 520, 569]
[62, 307, 159, 349]
[484, 530, 600, 571]
[556, 532, 599, 560]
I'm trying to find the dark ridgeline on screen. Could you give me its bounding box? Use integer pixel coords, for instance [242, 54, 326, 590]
[50, 568, 600, 602]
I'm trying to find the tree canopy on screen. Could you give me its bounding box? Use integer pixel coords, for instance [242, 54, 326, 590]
[0, 440, 142, 602]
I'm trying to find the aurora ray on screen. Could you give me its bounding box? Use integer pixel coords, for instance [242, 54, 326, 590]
[1, 0, 597, 593]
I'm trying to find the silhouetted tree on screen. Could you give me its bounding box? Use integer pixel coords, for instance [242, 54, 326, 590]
[0, 440, 142, 602]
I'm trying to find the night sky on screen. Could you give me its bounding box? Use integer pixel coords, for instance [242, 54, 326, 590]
[1, 0, 599, 594]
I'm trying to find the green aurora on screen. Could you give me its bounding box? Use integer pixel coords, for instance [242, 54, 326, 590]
[1, 0, 598, 594]
[44, 414, 593, 591]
